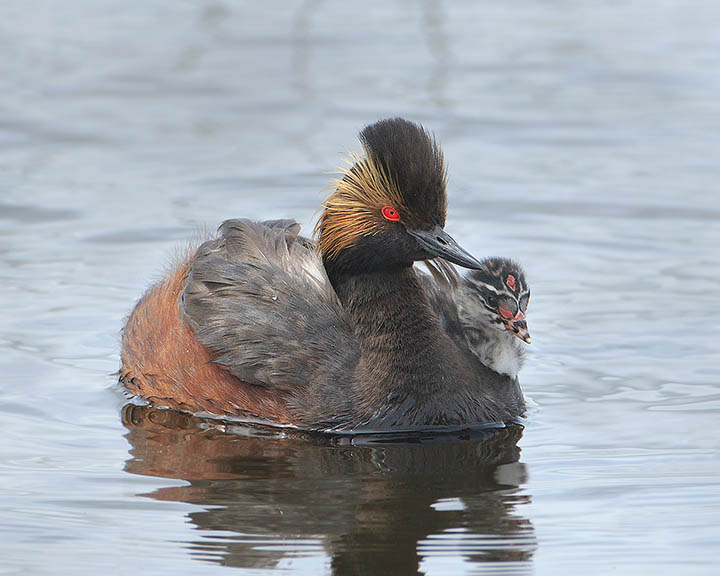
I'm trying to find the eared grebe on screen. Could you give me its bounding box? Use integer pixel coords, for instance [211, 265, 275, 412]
[120, 118, 530, 432]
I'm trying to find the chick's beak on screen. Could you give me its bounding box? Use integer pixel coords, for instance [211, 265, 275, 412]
[408, 225, 483, 270]
[505, 316, 531, 344]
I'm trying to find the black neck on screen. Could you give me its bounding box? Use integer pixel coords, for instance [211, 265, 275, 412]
[330, 265, 468, 407]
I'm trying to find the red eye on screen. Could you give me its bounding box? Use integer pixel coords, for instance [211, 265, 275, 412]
[381, 205, 400, 221]
[506, 274, 516, 291]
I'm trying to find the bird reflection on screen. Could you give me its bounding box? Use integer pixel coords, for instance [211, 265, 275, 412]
[122, 404, 536, 574]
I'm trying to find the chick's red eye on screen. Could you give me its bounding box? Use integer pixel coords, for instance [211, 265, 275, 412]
[381, 205, 400, 221]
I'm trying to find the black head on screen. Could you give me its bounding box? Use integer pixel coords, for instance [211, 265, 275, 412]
[358, 118, 447, 228]
[465, 258, 531, 343]
[316, 118, 482, 278]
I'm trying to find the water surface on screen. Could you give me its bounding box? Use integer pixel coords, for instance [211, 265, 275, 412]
[1, 1, 719, 574]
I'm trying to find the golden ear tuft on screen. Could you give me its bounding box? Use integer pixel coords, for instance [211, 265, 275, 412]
[314, 151, 407, 260]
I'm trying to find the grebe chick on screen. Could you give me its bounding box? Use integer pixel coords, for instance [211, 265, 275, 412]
[422, 258, 530, 381]
[120, 118, 526, 432]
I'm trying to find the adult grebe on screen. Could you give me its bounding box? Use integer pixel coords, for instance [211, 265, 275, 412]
[120, 118, 529, 432]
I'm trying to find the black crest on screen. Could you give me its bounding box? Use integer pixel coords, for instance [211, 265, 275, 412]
[359, 118, 447, 227]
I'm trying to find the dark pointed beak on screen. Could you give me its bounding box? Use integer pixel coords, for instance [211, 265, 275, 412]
[408, 225, 483, 270]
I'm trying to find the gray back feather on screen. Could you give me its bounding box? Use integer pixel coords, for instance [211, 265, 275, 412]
[180, 219, 359, 391]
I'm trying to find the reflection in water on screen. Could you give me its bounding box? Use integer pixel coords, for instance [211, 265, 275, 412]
[122, 405, 535, 574]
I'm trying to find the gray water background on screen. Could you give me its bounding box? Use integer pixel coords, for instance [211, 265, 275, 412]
[1, 1, 719, 574]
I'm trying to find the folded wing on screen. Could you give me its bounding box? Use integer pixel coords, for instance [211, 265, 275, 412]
[180, 219, 359, 393]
